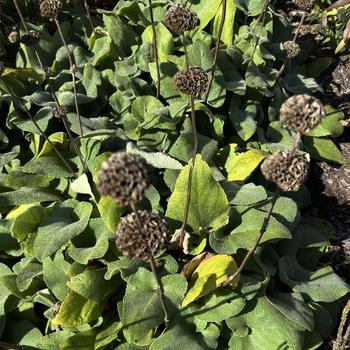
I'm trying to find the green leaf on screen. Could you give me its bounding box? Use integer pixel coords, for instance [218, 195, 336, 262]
[212, 0, 236, 45]
[52, 290, 103, 328]
[34, 199, 93, 261]
[67, 218, 113, 264]
[0, 188, 61, 207]
[189, 0, 222, 29]
[304, 136, 348, 164]
[67, 269, 121, 304]
[166, 154, 229, 232]
[97, 196, 121, 233]
[227, 295, 305, 350]
[189, 289, 245, 322]
[182, 254, 239, 307]
[70, 174, 94, 197]
[279, 256, 350, 302]
[225, 145, 265, 181]
[142, 23, 174, 62]
[122, 268, 187, 345]
[210, 207, 292, 254]
[229, 97, 258, 141]
[227, 183, 268, 205]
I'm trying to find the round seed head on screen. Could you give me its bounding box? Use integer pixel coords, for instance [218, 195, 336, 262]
[292, 0, 315, 11]
[97, 152, 152, 207]
[52, 104, 68, 119]
[40, 0, 62, 20]
[44, 66, 52, 78]
[164, 4, 200, 34]
[21, 30, 40, 46]
[173, 66, 208, 97]
[279, 94, 324, 134]
[261, 150, 309, 192]
[8, 31, 19, 44]
[282, 41, 300, 59]
[115, 210, 168, 261]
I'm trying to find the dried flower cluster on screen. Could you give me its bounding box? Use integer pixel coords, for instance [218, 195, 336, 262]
[115, 210, 168, 262]
[261, 150, 309, 192]
[173, 66, 208, 97]
[40, 0, 62, 20]
[282, 41, 300, 59]
[279, 94, 324, 134]
[164, 4, 200, 34]
[292, 0, 315, 11]
[52, 104, 68, 119]
[21, 30, 40, 46]
[8, 31, 19, 44]
[97, 152, 152, 207]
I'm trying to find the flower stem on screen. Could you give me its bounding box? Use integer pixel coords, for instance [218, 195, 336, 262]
[204, 0, 226, 104]
[81, 0, 94, 34]
[54, 18, 84, 140]
[221, 133, 302, 287]
[130, 204, 170, 326]
[148, 0, 160, 99]
[178, 34, 198, 245]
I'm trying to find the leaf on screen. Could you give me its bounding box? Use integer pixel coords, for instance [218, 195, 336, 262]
[189, 0, 222, 29]
[212, 0, 236, 45]
[229, 97, 258, 141]
[70, 174, 94, 197]
[126, 143, 183, 170]
[228, 183, 268, 205]
[122, 268, 187, 345]
[225, 145, 265, 181]
[141, 23, 174, 62]
[210, 207, 292, 254]
[227, 295, 305, 350]
[34, 199, 93, 261]
[304, 136, 348, 164]
[189, 289, 245, 322]
[166, 154, 229, 232]
[67, 269, 121, 304]
[53, 291, 103, 328]
[266, 292, 314, 331]
[0, 188, 61, 207]
[67, 218, 113, 265]
[97, 196, 121, 233]
[279, 256, 350, 302]
[182, 255, 239, 307]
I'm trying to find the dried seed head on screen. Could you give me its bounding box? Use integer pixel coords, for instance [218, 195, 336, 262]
[279, 94, 324, 134]
[97, 152, 152, 207]
[173, 66, 208, 97]
[40, 0, 62, 20]
[8, 31, 19, 44]
[292, 0, 315, 11]
[164, 4, 200, 34]
[261, 150, 309, 192]
[331, 61, 350, 97]
[44, 66, 52, 79]
[52, 104, 68, 119]
[21, 30, 40, 46]
[115, 210, 168, 261]
[0, 63, 4, 76]
[282, 41, 300, 59]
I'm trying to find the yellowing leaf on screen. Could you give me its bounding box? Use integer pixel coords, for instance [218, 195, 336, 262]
[182, 254, 239, 307]
[225, 145, 265, 181]
[35, 132, 67, 159]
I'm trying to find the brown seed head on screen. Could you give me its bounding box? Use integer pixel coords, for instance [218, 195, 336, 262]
[0, 64, 4, 77]
[261, 150, 309, 192]
[40, 0, 62, 20]
[21, 30, 40, 46]
[279, 94, 324, 134]
[97, 152, 152, 207]
[115, 210, 168, 261]
[282, 41, 300, 59]
[164, 4, 200, 34]
[292, 0, 315, 11]
[173, 66, 208, 97]
[52, 104, 68, 119]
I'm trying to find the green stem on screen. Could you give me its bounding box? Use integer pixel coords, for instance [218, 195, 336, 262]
[204, 0, 226, 103]
[148, 0, 161, 99]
